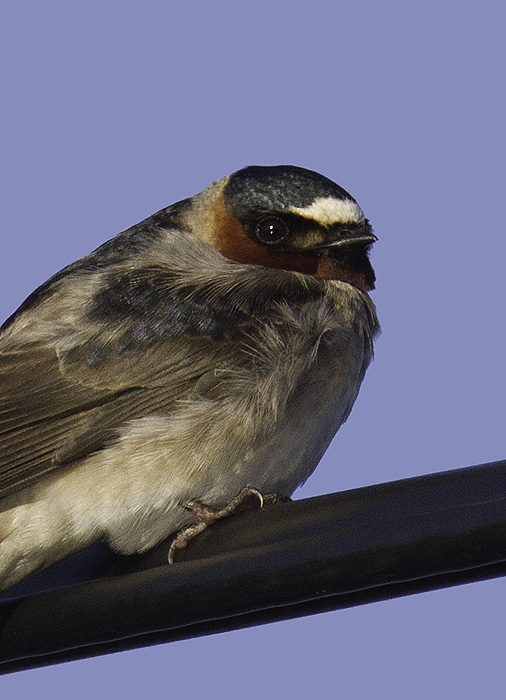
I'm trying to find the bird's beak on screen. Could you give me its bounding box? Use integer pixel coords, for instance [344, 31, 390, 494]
[318, 231, 378, 250]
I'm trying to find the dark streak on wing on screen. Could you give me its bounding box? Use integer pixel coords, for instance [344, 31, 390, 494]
[0, 199, 191, 334]
[88, 266, 249, 342]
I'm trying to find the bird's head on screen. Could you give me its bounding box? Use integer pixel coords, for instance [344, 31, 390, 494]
[182, 165, 377, 292]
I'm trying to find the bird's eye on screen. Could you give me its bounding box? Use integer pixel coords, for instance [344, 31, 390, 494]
[255, 217, 289, 245]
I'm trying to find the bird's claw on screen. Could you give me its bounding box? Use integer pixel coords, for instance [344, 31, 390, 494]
[168, 486, 288, 564]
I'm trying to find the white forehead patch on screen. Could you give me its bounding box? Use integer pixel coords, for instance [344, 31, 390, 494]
[291, 196, 365, 226]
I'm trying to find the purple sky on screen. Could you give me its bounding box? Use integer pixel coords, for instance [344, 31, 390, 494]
[2, 2, 505, 696]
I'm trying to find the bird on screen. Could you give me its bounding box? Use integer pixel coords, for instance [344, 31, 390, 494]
[0, 165, 379, 592]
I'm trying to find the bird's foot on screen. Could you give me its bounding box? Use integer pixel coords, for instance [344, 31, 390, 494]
[168, 486, 289, 564]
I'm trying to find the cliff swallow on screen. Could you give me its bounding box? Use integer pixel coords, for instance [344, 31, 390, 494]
[0, 165, 379, 591]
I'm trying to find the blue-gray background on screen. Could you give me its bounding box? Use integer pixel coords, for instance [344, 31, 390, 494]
[1, 2, 505, 696]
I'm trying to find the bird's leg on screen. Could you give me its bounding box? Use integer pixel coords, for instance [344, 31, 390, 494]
[168, 486, 290, 564]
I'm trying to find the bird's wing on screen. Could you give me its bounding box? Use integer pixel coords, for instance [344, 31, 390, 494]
[0, 340, 232, 500]
[0, 260, 287, 500]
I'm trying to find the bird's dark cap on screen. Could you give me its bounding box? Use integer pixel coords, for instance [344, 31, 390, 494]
[224, 165, 356, 220]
